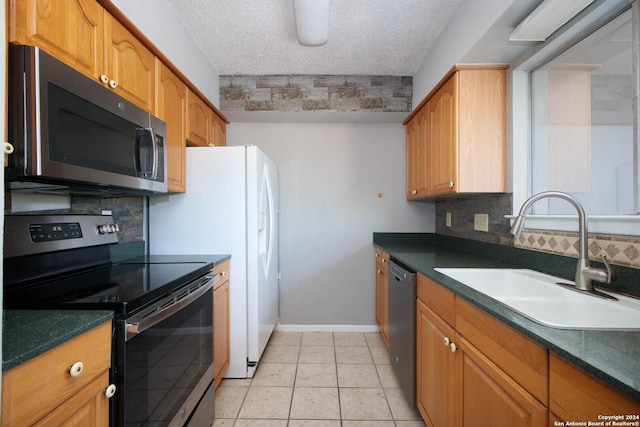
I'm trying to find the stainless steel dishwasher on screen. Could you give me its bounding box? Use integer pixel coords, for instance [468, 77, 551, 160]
[388, 259, 417, 406]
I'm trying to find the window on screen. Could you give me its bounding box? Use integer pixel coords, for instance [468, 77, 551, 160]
[512, 1, 639, 234]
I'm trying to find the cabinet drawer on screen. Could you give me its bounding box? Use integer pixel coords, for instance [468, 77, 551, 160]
[375, 248, 390, 270]
[550, 353, 640, 422]
[417, 274, 456, 327]
[2, 321, 112, 427]
[456, 299, 548, 404]
[213, 259, 230, 289]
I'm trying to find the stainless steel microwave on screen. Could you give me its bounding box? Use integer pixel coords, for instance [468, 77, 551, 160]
[6, 44, 167, 196]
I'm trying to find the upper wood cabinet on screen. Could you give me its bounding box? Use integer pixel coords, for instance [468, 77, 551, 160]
[9, 0, 156, 112]
[211, 112, 227, 147]
[156, 60, 187, 193]
[104, 14, 156, 112]
[404, 65, 508, 199]
[187, 89, 212, 147]
[8, 0, 105, 79]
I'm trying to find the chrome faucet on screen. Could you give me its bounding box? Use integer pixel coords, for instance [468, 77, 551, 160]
[511, 191, 615, 298]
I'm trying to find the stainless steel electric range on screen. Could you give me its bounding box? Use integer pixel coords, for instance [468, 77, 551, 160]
[3, 214, 219, 426]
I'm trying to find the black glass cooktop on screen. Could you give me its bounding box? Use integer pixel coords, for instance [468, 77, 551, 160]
[3, 256, 215, 315]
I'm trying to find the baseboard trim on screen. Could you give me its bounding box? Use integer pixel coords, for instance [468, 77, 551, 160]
[275, 323, 380, 333]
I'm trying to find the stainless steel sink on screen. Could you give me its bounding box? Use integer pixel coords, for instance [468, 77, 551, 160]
[434, 268, 640, 330]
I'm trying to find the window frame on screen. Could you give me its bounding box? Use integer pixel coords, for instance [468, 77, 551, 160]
[509, 0, 640, 235]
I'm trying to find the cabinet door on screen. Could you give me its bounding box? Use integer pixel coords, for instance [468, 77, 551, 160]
[33, 372, 110, 427]
[9, 0, 104, 79]
[416, 109, 430, 197]
[187, 90, 212, 146]
[378, 264, 389, 348]
[406, 115, 419, 199]
[156, 60, 187, 193]
[416, 299, 458, 427]
[104, 14, 156, 111]
[211, 112, 227, 147]
[214, 280, 230, 388]
[458, 335, 547, 427]
[428, 72, 458, 196]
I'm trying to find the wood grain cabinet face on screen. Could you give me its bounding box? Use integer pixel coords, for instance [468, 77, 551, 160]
[416, 274, 547, 427]
[9, 0, 105, 79]
[156, 60, 187, 193]
[213, 259, 231, 389]
[404, 66, 507, 199]
[10, 1, 156, 112]
[187, 89, 212, 147]
[375, 248, 390, 348]
[1, 321, 112, 427]
[211, 112, 227, 147]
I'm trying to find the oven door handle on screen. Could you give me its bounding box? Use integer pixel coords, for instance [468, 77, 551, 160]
[124, 273, 218, 342]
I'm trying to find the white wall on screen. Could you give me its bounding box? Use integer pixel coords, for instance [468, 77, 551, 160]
[228, 122, 435, 327]
[109, 0, 220, 106]
[412, 0, 514, 105]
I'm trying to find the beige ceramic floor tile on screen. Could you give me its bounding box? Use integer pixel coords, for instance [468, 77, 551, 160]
[251, 363, 297, 386]
[214, 385, 248, 418]
[269, 331, 302, 346]
[369, 345, 392, 365]
[335, 346, 374, 364]
[376, 364, 401, 388]
[337, 364, 381, 388]
[219, 378, 252, 387]
[233, 420, 289, 426]
[339, 388, 392, 420]
[261, 344, 300, 363]
[290, 387, 340, 420]
[237, 386, 293, 419]
[302, 331, 334, 346]
[342, 422, 395, 427]
[395, 421, 427, 426]
[288, 421, 342, 427]
[384, 388, 422, 420]
[212, 419, 235, 426]
[298, 345, 336, 364]
[295, 363, 338, 387]
[334, 332, 367, 347]
[364, 332, 386, 347]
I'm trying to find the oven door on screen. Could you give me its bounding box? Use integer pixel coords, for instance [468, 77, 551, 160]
[115, 273, 217, 427]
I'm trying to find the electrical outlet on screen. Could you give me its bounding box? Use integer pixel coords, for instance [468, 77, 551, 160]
[474, 213, 489, 232]
[446, 212, 452, 227]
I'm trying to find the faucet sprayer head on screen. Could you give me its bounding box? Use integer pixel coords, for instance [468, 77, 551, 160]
[510, 215, 526, 235]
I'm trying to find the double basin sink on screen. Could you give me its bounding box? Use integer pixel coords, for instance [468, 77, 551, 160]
[434, 268, 640, 330]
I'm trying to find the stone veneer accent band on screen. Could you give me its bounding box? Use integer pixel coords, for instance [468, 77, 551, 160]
[219, 75, 412, 113]
[515, 230, 640, 268]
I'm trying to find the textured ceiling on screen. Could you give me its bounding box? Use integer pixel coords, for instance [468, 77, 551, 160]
[165, 0, 463, 76]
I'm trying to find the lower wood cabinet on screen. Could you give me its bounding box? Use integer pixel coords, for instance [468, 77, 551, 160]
[213, 259, 231, 389]
[416, 274, 547, 427]
[1, 321, 113, 427]
[375, 248, 390, 348]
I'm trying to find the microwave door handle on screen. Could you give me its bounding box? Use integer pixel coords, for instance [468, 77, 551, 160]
[149, 128, 158, 180]
[124, 274, 218, 342]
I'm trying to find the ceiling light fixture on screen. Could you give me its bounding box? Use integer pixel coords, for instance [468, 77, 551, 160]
[293, 0, 329, 46]
[509, 0, 595, 42]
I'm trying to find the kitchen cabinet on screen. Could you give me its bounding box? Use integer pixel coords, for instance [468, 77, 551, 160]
[549, 353, 640, 423]
[9, 0, 156, 112]
[416, 274, 547, 427]
[156, 60, 188, 193]
[1, 321, 114, 427]
[187, 89, 228, 147]
[375, 248, 390, 348]
[403, 65, 507, 199]
[213, 259, 231, 389]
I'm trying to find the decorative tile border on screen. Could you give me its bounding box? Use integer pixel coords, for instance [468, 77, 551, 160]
[514, 230, 640, 267]
[219, 75, 412, 113]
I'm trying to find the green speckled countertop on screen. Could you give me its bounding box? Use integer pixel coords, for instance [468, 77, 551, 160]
[374, 233, 640, 403]
[2, 310, 113, 371]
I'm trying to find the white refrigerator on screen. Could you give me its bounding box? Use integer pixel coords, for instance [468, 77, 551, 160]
[149, 145, 279, 378]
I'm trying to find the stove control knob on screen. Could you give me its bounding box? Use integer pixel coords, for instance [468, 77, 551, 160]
[104, 384, 117, 399]
[98, 225, 108, 234]
[69, 361, 84, 377]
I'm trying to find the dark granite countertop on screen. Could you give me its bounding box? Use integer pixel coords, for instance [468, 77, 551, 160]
[2, 310, 114, 371]
[374, 233, 640, 403]
[2, 255, 231, 372]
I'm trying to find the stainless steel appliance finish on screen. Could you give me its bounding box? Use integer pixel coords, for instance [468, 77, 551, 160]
[388, 259, 417, 406]
[3, 214, 216, 426]
[6, 44, 167, 196]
